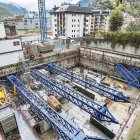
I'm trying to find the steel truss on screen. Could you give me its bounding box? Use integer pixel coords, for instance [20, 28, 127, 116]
[115, 64, 140, 88]
[38, 0, 47, 42]
[47, 64, 129, 102]
[31, 69, 118, 124]
[7, 75, 107, 140]
[128, 67, 140, 79]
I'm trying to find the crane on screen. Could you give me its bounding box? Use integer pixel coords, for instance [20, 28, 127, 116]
[7, 75, 107, 140]
[47, 64, 129, 102]
[38, 0, 47, 42]
[31, 69, 119, 124]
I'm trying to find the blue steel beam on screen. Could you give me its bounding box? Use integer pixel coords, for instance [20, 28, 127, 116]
[7, 75, 106, 140]
[47, 64, 129, 102]
[128, 67, 140, 78]
[115, 64, 140, 88]
[31, 69, 119, 124]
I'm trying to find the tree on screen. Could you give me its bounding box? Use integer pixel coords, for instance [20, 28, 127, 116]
[126, 22, 140, 32]
[109, 10, 124, 31]
[102, 0, 114, 10]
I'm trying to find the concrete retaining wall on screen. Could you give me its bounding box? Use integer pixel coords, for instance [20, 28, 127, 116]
[89, 41, 140, 56]
[80, 47, 140, 77]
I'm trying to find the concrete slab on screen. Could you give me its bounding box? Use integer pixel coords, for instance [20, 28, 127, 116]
[62, 100, 110, 139]
[14, 110, 39, 140]
[54, 67, 140, 138]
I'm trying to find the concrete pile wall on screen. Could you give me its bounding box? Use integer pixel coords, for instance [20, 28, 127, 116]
[80, 46, 140, 77]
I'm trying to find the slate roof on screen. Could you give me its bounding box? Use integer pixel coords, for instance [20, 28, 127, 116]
[50, 5, 93, 14]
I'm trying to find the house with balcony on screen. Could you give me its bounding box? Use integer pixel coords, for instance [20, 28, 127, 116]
[50, 4, 92, 38]
[90, 10, 110, 34]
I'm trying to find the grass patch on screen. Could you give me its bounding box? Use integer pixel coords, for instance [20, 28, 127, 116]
[27, 29, 40, 33]
[83, 32, 140, 50]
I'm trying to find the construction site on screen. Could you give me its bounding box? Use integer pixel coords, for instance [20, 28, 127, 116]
[0, 1, 140, 140]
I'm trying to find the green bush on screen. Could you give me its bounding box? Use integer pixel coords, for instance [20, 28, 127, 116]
[109, 10, 124, 31]
[83, 32, 140, 49]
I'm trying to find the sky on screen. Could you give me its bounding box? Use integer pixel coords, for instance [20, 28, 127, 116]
[0, 0, 80, 11]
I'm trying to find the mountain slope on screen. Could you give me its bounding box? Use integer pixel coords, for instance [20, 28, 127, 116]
[0, 2, 28, 18]
[0, 7, 12, 18]
[78, 0, 95, 7]
[78, 0, 140, 16]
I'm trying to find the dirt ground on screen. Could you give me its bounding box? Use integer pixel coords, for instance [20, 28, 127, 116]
[128, 112, 140, 140]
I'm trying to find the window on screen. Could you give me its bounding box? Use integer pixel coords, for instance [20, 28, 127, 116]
[55, 19, 57, 22]
[72, 25, 73, 27]
[78, 25, 79, 27]
[72, 19, 73, 22]
[30, 20, 32, 24]
[74, 19, 76, 22]
[72, 35, 73, 37]
[74, 30, 75, 32]
[35, 23, 38, 25]
[74, 35, 75, 37]
[55, 24, 57, 27]
[13, 41, 20, 46]
[72, 30, 73, 32]
[36, 26, 38, 28]
[78, 19, 79, 22]
[55, 29, 57, 31]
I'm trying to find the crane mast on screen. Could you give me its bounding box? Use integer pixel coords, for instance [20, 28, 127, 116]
[38, 0, 47, 42]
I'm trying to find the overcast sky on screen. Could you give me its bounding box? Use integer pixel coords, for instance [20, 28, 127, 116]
[0, 0, 80, 11]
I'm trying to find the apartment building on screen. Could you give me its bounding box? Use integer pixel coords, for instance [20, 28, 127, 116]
[0, 37, 24, 67]
[16, 12, 40, 30]
[123, 12, 139, 28]
[0, 22, 6, 39]
[3, 17, 17, 36]
[46, 11, 52, 29]
[50, 4, 92, 38]
[90, 10, 110, 34]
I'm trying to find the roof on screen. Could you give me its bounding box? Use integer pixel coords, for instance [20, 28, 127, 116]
[50, 5, 93, 14]
[0, 107, 14, 121]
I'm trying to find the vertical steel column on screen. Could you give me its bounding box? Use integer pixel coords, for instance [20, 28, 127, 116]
[38, 0, 47, 42]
